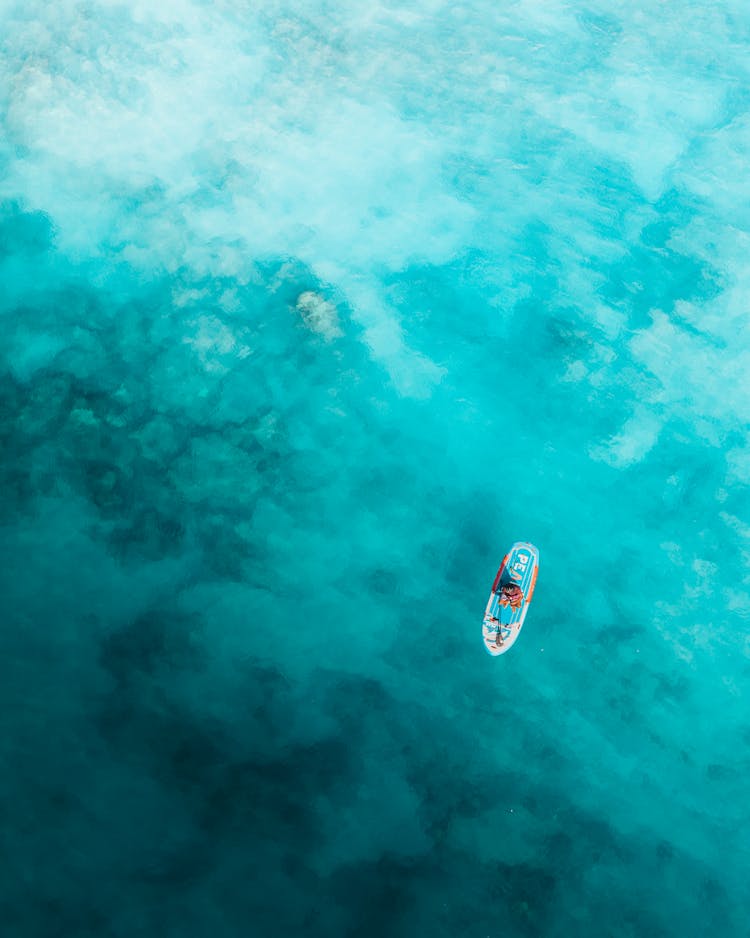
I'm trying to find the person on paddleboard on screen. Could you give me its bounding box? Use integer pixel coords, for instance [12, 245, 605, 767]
[487, 582, 524, 649]
[499, 581, 524, 610]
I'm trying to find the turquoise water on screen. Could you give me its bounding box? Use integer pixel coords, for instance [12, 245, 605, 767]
[2, 3, 750, 935]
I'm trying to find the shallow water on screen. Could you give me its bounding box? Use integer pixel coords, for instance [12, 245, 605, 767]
[2, 3, 750, 935]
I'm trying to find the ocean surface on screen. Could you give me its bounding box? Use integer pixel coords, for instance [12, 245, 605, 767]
[2, 3, 749, 936]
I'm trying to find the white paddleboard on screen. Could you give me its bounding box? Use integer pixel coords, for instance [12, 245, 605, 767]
[482, 541, 539, 656]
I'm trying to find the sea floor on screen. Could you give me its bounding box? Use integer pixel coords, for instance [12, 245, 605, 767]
[2, 3, 750, 936]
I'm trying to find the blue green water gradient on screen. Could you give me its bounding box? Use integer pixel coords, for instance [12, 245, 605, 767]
[2, 3, 750, 935]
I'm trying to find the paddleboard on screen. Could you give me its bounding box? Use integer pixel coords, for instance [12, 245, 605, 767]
[482, 541, 539, 656]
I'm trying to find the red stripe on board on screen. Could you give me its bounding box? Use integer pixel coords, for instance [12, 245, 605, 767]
[491, 554, 509, 592]
[526, 565, 539, 602]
